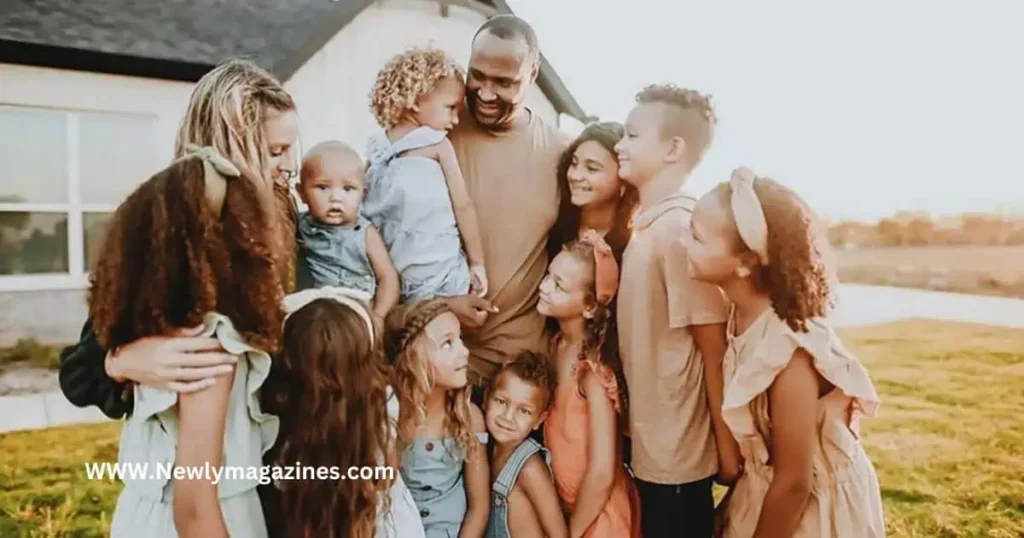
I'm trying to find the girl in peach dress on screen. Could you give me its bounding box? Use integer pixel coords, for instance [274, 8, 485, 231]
[537, 231, 642, 538]
[684, 168, 885, 538]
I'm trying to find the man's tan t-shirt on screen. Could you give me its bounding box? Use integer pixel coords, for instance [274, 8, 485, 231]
[451, 109, 569, 383]
[618, 191, 729, 484]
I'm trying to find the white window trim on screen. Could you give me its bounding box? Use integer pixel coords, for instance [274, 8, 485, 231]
[0, 109, 124, 292]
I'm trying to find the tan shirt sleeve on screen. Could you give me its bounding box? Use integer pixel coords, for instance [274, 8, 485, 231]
[661, 233, 729, 329]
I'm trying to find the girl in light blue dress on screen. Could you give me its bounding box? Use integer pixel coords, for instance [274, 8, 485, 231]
[365, 47, 488, 301]
[385, 300, 491, 538]
[89, 146, 284, 538]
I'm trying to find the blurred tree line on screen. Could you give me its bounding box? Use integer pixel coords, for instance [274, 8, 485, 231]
[829, 211, 1024, 247]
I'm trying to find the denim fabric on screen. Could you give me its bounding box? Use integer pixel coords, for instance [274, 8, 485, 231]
[485, 438, 548, 538]
[362, 126, 470, 301]
[295, 212, 375, 295]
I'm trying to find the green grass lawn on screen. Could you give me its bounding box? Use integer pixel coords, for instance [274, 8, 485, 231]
[2, 320, 1022, 537]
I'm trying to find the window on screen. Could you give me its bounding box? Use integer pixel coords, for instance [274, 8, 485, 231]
[0, 105, 158, 290]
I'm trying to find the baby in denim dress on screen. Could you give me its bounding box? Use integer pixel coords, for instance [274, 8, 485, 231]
[295, 141, 400, 318]
[364, 47, 488, 302]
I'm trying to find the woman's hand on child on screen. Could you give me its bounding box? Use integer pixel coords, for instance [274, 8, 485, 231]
[469, 264, 488, 296]
[445, 294, 498, 330]
[105, 325, 237, 392]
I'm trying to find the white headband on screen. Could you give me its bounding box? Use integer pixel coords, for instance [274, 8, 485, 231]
[283, 287, 376, 343]
[730, 167, 769, 265]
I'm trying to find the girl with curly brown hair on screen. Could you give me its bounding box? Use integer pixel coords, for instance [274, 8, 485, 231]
[94, 147, 284, 537]
[59, 59, 300, 420]
[536, 231, 641, 538]
[261, 288, 424, 538]
[385, 299, 490, 538]
[364, 47, 488, 302]
[684, 168, 884, 538]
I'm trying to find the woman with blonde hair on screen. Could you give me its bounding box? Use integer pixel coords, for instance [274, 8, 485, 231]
[59, 59, 300, 421]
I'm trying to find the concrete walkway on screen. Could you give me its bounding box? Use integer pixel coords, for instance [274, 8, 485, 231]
[0, 390, 111, 434]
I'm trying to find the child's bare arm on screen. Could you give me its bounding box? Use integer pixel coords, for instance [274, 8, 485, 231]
[692, 322, 744, 485]
[173, 363, 234, 538]
[436, 139, 487, 294]
[753, 349, 819, 538]
[568, 371, 616, 538]
[460, 404, 490, 538]
[365, 224, 399, 318]
[519, 455, 569, 538]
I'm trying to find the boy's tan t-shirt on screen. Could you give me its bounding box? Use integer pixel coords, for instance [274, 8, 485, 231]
[450, 109, 569, 383]
[618, 191, 729, 484]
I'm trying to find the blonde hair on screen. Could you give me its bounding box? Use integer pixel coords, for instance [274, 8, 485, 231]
[385, 300, 478, 461]
[369, 47, 464, 130]
[175, 58, 299, 289]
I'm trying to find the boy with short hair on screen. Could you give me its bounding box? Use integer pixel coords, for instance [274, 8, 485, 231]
[614, 84, 741, 537]
[483, 351, 567, 538]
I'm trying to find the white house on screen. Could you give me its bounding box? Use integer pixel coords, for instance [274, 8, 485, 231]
[0, 0, 586, 346]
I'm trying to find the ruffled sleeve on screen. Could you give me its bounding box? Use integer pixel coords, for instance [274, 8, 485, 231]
[573, 357, 623, 415]
[721, 313, 881, 450]
[208, 313, 280, 456]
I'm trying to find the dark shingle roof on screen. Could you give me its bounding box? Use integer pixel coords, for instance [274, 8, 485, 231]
[0, 0, 585, 120]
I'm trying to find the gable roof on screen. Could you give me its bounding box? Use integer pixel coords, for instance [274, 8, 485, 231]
[0, 0, 586, 120]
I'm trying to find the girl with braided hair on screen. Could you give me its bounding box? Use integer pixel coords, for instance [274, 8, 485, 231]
[385, 299, 490, 538]
[537, 231, 641, 538]
[683, 168, 883, 537]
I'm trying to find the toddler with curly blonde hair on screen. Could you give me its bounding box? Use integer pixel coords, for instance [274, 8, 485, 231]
[364, 47, 487, 302]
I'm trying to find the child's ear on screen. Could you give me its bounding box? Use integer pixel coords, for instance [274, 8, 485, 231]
[582, 303, 597, 319]
[665, 136, 687, 164]
[533, 410, 549, 430]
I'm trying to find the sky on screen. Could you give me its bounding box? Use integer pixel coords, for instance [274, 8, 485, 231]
[507, 0, 1024, 222]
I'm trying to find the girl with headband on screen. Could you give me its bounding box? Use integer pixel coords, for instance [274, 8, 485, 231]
[683, 168, 884, 537]
[261, 287, 425, 538]
[89, 146, 284, 537]
[385, 299, 490, 538]
[537, 230, 641, 538]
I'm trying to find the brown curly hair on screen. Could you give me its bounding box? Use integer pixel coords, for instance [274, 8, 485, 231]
[555, 241, 629, 425]
[489, 350, 555, 411]
[261, 298, 395, 538]
[369, 47, 465, 130]
[636, 84, 716, 167]
[175, 58, 299, 291]
[713, 177, 835, 332]
[384, 300, 478, 461]
[89, 156, 284, 354]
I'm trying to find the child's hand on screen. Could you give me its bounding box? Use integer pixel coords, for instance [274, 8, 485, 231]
[469, 264, 488, 296]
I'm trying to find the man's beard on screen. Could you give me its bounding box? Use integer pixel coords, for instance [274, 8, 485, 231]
[466, 91, 515, 127]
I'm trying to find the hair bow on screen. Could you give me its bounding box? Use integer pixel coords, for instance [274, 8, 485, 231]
[578, 229, 619, 306]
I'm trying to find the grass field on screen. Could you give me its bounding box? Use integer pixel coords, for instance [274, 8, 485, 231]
[837, 245, 1024, 299]
[2, 320, 1023, 537]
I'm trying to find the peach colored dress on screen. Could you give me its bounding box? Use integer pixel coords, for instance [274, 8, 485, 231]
[715, 308, 885, 538]
[545, 353, 642, 538]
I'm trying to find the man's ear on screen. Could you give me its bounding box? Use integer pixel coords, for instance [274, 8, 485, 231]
[528, 58, 540, 85]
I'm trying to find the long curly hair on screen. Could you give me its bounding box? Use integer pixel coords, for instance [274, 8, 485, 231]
[555, 240, 629, 426]
[714, 177, 835, 332]
[547, 121, 639, 264]
[369, 47, 465, 130]
[384, 300, 478, 461]
[261, 299, 395, 538]
[89, 156, 285, 354]
[176, 58, 298, 290]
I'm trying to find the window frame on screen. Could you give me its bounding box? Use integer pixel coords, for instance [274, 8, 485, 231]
[0, 107, 145, 292]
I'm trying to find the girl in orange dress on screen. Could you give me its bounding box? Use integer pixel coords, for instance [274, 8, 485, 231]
[537, 230, 642, 538]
